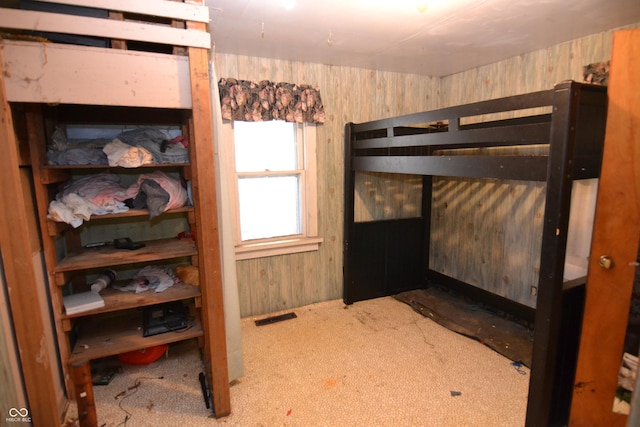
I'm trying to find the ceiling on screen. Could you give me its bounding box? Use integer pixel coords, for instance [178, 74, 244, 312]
[206, 0, 640, 77]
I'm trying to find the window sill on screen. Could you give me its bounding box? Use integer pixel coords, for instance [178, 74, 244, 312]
[235, 237, 323, 261]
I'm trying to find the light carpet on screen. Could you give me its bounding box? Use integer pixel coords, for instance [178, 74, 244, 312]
[64, 296, 529, 426]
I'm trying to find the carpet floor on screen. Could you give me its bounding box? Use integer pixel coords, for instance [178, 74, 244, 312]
[64, 296, 530, 426]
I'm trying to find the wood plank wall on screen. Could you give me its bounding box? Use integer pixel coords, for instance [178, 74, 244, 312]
[433, 23, 638, 308]
[214, 55, 439, 316]
[215, 22, 639, 317]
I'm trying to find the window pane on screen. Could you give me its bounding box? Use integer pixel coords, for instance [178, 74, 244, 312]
[234, 121, 298, 172]
[238, 175, 301, 240]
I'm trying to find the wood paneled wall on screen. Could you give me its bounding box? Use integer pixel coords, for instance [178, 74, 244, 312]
[216, 22, 639, 316]
[214, 55, 439, 316]
[432, 23, 638, 307]
[430, 146, 548, 306]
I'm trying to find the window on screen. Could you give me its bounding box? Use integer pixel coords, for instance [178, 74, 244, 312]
[222, 120, 322, 260]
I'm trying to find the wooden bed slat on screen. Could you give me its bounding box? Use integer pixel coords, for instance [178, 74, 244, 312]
[352, 89, 554, 132]
[353, 155, 549, 181]
[0, 8, 210, 48]
[33, 0, 210, 23]
[353, 121, 551, 150]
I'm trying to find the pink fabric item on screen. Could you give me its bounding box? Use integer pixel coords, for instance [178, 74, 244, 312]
[62, 174, 129, 206]
[125, 171, 187, 211]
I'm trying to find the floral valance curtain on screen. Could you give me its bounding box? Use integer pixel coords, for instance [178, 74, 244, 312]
[218, 78, 326, 124]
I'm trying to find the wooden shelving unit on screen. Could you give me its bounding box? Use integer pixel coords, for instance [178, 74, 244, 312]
[0, 0, 231, 423]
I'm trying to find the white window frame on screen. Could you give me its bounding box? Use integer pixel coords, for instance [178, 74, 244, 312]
[221, 121, 322, 260]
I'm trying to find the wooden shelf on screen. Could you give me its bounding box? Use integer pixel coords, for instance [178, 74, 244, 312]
[50, 206, 193, 223]
[62, 284, 201, 320]
[86, 206, 194, 219]
[43, 162, 190, 169]
[46, 207, 194, 237]
[40, 163, 190, 184]
[54, 238, 196, 273]
[68, 308, 203, 363]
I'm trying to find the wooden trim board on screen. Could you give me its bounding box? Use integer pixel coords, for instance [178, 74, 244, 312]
[1, 40, 192, 108]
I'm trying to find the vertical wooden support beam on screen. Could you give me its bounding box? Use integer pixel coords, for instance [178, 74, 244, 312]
[187, 19, 232, 417]
[25, 104, 75, 397]
[0, 46, 61, 427]
[72, 360, 97, 427]
[570, 28, 640, 426]
[108, 11, 128, 49]
[170, 0, 187, 56]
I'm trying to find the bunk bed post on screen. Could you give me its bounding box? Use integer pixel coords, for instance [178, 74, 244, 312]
[343, 123, 356, 304]
[421, 164, 433, 284]
[526, 81, 582, 427]
[343, 123, 427, 304]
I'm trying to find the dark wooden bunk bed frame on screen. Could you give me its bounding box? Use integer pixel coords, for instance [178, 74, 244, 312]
[343, 80, 608, 427]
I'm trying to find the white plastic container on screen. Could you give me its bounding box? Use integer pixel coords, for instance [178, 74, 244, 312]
[91, 269, 116, 293]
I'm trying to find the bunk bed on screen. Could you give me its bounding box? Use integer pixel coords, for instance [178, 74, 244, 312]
[343, 80, 608, 427]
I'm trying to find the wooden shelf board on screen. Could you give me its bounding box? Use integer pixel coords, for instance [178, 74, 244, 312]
[54, 238, 196, 272]
[50, 206, 193, 224]
[40, 163, 189, 184]
[43, 162, 190, 170]
[62, 284, 201, 320]
[68, 310, 203, 363]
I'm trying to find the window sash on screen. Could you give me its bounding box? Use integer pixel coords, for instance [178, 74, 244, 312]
[232, 122, 307, 244]
[237, 173, 303, 241]
[234, 120, 299, 172]
[220, 121, 320, 259]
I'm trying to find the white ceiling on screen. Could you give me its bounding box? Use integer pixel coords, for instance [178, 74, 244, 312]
[206, 0, 640, 77]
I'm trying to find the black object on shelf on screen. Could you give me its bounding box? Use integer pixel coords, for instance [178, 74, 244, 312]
[142, 302, 188, 337]
[114, 237, 145, 250]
